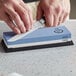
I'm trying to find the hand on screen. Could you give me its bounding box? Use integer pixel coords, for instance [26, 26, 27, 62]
[37, 0, 70, 27]
[0, 0, 33, 34]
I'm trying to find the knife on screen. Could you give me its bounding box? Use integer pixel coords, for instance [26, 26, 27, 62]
[8, 19, 45, 42]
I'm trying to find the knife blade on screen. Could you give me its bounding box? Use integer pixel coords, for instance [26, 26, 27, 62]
[8, 19, 45, 42]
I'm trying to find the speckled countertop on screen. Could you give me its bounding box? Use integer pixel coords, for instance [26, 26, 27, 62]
[0, 20, 76, 76]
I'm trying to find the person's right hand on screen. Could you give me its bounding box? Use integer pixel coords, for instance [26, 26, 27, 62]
[37, 0, 70, 27]
[0, 0, 33, 34]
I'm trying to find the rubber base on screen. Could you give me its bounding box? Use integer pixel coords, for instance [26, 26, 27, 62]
[1, 39, 74, 53]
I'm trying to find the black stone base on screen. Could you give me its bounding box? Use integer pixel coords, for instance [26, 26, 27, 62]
[1, 39, 74, 53]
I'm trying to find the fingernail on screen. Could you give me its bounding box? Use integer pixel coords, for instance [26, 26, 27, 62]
[28, 26, 32, 31]
[23, 28, 26, 33]
[20, 26, 26, 33]
[27, 28, 31, 31]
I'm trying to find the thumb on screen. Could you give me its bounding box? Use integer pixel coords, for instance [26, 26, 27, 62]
[36, 5, 43, 20]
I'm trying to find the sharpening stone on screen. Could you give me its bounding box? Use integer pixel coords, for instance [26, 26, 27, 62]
[1, 25, 74, 52]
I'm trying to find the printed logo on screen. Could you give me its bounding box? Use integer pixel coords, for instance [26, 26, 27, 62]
[54, 28, 63, 33]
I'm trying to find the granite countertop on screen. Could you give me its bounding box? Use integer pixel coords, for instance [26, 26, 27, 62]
[0, 20, 76, 76]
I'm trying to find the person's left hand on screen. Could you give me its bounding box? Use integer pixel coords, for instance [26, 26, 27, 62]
[37, 0, 70, 27]
[0, 0, 33, 34]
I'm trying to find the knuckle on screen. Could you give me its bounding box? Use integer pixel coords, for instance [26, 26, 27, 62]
[18, 22, 23, 27]
[21, 10, 26, 16]
[58, 5, 62, 11]
[46, 6, 53, 14]
[56, 5, 62, 14]
[62, 10, 65, 13]
[13, 13, 18, 19]
[65, 12, 69, 16]
[47, 6, 52, 11]
[3, 3, 8, 9]
[7, 0, 13, 3]
[27, 9, 30, 12]
[24, 6, 31, 13]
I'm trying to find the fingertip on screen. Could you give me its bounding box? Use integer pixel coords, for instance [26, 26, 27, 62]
[45, 14, 54, 27]
[53, 14, 59, 26]
[36, 5, 42, 20]
[36, 14, 41, 21]
[20, 24, 26, 33]
[62, 12, 69, 23]
[14, 27, 21, 34]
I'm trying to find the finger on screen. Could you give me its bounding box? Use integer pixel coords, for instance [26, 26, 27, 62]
[58, 10, 65, 25]
[4, 13, 21, 34]
[55, 5, 62, 26]
[45, 15, 54, 27]
[5, 7, 26, 33]
[28, 11, 33, 28]
[15, 3, 32, 31]
[45, 13, 54, 27]
[36, 5, 43, 20]
[19, 2, 33, 28]
[53, 14, 58, 26]
[6, 20, 21, 34]
[62, 12, 69, 23]
[44, 6, 54, 27]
